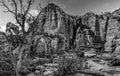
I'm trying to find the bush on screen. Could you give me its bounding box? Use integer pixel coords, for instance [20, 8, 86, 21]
[53, 53, 83, 76]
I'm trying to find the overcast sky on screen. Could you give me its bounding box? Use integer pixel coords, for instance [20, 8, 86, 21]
[0, 0, 120, 31]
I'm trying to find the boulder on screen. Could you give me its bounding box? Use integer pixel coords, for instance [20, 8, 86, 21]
[84, 51, 96, 57]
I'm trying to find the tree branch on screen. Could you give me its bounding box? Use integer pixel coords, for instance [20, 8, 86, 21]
[24, 0, 34, 16]
[19, 0, 23, 14]
[0, 0, 23, 28]
[20, 0, 35, 34]
[36, 3, 42, 12]
[10, 0, 23, 28]
[11, 0, 17, 14]
[0, 0, 15, 14]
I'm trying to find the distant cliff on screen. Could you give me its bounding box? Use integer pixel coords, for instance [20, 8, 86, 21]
[33, 3, 120, 52]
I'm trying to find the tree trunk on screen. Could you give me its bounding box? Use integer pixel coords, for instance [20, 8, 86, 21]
[16, 44, 25, 76]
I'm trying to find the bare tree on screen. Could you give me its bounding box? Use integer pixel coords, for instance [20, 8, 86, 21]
[0, 0, 42, 76]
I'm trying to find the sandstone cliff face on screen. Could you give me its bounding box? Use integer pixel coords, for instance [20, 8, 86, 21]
[81, 11, 120, 52]
[35, 3, 77, 52]
[34, 3, 120, 53]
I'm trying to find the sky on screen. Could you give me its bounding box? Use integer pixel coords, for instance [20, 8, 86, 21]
[0, 0, 120, 31]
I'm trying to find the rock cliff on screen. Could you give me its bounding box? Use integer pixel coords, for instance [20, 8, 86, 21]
[31, 3, 120, 55]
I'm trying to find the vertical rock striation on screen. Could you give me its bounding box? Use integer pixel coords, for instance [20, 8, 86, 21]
[33, 3, 120, 53]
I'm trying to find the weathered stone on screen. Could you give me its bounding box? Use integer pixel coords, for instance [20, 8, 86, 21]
[33, 3, 120, 54]
[84, 51, 96, 57]
[36, 3, 77, 50]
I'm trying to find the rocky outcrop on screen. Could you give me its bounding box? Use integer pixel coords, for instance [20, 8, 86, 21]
[81, 11, 120, 52]
[0, 3, 119, 57]
[31, 3, 120, 56]
[34, 3, 97, 53]
[32, 3, 78, 54]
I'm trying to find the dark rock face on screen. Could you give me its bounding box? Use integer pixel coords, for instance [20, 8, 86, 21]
[37, 3, 98, 52]
[35, 3, 77, 52]
[34, 3, 120, 53]
[34, 3, 100, 53]
[81, 11, 120, 52]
